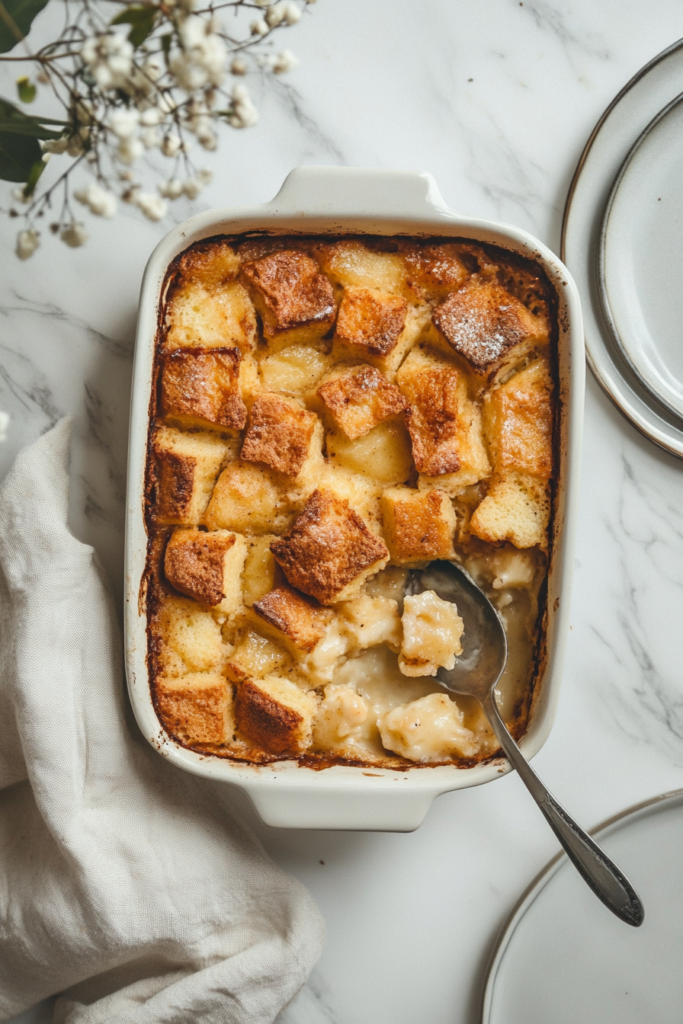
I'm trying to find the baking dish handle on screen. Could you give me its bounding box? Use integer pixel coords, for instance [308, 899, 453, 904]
[266, 165, 455, 220]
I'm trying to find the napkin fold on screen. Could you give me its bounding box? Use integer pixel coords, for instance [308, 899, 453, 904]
[0, 419, 324, 1024]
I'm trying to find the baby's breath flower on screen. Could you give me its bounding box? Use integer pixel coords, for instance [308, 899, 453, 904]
[284, 3, 302, 24]
[250, 18, 268, 35]
[12, 187, 30, 204]
[140, 107, 163, 127]
[266, 2, 288, 27]
[74, 182, 117, 218]
[141, 127, 162, 149]
[158, 179, 183, 199]
[182, 176, 202, 199]
[136, 192, 167, 221]
[16, 229, 39, 260]
[197, 168, 213, 185]
[67, 134, 85, 157]
[272, 49, 299, 73]
[41, 137, 69, 155]
[230, 57, 248, 75]
[161, 133, 182, 158]
[60, 222, 88, 247]
[108, 108, 140, 139]
[81, 33, 133, 91]
[226, 84, 258, 128]
[116, 137, 144, 164]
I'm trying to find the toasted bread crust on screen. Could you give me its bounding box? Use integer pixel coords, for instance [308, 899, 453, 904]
[235, 678, 305, 754]
[160, 347, 247, 431]
[241, 250, 336, 336]
[156, 673, 231, 745]
[334, 287, 408, 357]
[381, 488, 455, 562]
[398, 352, 461, 475]
[253, 585, 331, 652]
[153, 447, 197, 523]
[241, 392, 317, 478]
[164, 528, 236, 606]
[271, 488, 389, 604]
[432, 279, 546, 375]
[402, 243, 469, 298]
[317, 364, 407, 440]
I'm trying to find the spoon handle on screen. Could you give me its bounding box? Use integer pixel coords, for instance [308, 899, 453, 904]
[482, 693, 644, 927]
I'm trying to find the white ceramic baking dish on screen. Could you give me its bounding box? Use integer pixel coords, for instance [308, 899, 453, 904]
[124, 166, 584, 832]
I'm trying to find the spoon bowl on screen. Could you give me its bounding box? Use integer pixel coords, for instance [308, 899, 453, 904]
[407, 560, 644, 928]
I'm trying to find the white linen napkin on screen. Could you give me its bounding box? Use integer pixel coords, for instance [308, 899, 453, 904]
[0, 418, 324, 1024]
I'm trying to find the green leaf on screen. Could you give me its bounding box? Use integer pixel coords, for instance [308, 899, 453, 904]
[0, 97, 64, 139]
[0, 0, 50, 53]
[16, 75, 36, 103]
[21, 154, 44, 195]
[0, 129, 40, 181]
[111, 4, 157, 48]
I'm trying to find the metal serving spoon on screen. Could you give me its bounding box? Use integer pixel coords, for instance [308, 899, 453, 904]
[407, 560, 644, 927]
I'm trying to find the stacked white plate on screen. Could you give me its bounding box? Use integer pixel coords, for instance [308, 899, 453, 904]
[563, 38, 683, 458]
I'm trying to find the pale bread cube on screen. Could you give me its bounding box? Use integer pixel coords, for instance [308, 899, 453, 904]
[203, 460, 294, 535]
[152, 426, 230, 525]
[160, 347, 247, 433]
[165, 280, 257, 353]
[155, 672, 233, 746]
[483, 358, 553, 478]
[470, 471, 550, 550]
[378, 692, 477, 762]
[431, 278, 548, 384]
[271, 488, 389, 604]
[235, 675, 318, 755]
[260, 344, 330, 396]
[316, 364, 407, 440]
[225, 630, 290, 681]
[242, 535, 283, 606]
[381, 487, 456, 563]
[164, 528, 247, 613]
[399, 590, 464, 677]
[241, 392, 321, 480]
[251, 585, 332, 657]
[326, 418, 413, 488]
[337, 594, 402, 651]
[155, 595, 228, 674]
[319, 240, 408, 296]
[241, 250, 336, 349]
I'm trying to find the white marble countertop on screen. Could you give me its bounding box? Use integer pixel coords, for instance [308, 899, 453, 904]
[4, 2, 683, 1022]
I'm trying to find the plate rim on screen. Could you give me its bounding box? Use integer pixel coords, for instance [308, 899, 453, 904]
[561, 37, 683, 459]
[598, 89, 683, 421]
[480, 787, 683, 1023]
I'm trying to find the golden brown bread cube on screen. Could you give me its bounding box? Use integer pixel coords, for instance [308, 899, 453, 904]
[334, 286, 407, 358]
[402, 243, 469, 300]
[164, 528, 247, 612]
[483, 358, 553, 478]
[396, 347, 490, 495]
[165, 280, 257, 353]
[381, 487, 456, 563]
[155, 672, 233, 745]
[152, 426, 230, 525]
[470, 471, 550, 549]
[235, 675, 318, 755]
[174, 241, 240, 291]
[251, 585, 332, 656]
[316, 364, 407, 440]
[241, 250, 336, 348]
[241, 392, 320, 479]
[431, 278, 548, 383]
[160, 347, 247, 432]
[271, 488, 389, 604]
[203, 460, 294, 535]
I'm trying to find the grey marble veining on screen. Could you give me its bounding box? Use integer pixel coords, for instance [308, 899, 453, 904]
[3, 2, 683, 1022]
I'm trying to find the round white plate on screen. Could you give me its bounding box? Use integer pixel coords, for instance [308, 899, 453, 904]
[600, 92, 683, 421]
[562, 39, 683, 458]
[482, 790, 683, 1024]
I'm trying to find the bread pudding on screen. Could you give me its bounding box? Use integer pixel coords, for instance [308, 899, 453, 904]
[143, 235, 557, 767]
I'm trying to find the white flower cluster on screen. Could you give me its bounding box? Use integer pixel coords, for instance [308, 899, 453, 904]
[12, 0, 311, 258]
